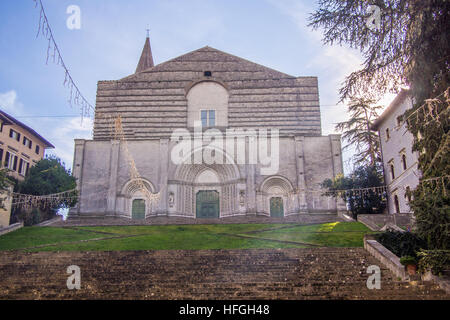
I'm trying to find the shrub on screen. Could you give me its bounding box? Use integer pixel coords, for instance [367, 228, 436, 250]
[417, 249, 450, 276]
[375, 230, 427, 258]
[400, 256, 417, 266]
[13, 207, 54, 226]
[321, 165, 386, 218]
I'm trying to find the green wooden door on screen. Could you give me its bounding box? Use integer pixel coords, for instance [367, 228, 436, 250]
[270, 197, 284, 217]
[132, 199, 146, 220]
[196, 191, 219, 218]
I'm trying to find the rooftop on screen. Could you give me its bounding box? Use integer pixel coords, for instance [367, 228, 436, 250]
[0, 109, 55, 148]
[371, 89, 411, 131]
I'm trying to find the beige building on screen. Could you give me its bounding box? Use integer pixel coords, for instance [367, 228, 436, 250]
[371, 89, 419, 214]
[0, 110, 54, 227]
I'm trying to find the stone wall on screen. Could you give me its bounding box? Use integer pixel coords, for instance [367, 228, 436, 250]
[71, 45, 343, 221]
[358, 213, 414, 231]
[70, 134, 343, 219]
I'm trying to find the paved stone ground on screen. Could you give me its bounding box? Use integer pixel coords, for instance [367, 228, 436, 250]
[0, 248, 448, 300]
[50, 214, 343, 227]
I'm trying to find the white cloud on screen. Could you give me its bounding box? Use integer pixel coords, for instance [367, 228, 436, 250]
[44, 117, 93, 170]
[266, 0, 367, 173]
[0, 90, 25, 115]
[0, 90, 92, 171]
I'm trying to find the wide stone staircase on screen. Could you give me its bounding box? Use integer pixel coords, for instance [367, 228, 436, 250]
[0, 248, 448, 299]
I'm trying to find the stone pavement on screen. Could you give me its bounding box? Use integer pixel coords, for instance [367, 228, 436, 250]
[0, 248, 448, 300]
[50, 214, 343, 227]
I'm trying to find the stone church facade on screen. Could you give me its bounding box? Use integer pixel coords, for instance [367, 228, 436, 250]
[69, 37, 345, 220]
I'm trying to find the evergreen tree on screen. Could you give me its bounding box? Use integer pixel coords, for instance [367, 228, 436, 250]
[309, 0, 449, 103]
[321, 165, 386, 218]
[336, 97, 383, 166]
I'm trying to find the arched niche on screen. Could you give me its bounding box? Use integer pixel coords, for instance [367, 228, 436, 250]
[186, 81, 229, 127]
[195, 168, 220, 184]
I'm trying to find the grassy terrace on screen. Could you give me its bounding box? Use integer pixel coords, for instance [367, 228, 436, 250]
[0, 222, 373, 252]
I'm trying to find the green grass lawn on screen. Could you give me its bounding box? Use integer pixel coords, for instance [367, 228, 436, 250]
[256, 221, 372, 247]
[0, 222, 373, 252]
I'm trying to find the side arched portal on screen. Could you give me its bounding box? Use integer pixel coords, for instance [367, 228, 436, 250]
[258, 176, 295, 216]
[120, 178, 157, 219]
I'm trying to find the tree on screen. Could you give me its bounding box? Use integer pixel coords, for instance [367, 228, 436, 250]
[321, 165, 386, 218]
[309, 0, 449, 104]
[336, 96, 383, 166]
[12, 156, 77, 225]
[0, 167, 12, 191]
[310, 0, 449, 249]
[405, 93, 449, 249]
[0, 166, 14, 210]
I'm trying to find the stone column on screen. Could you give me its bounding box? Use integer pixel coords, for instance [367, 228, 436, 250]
[246, 164, 257, 214]
[70, 139, 86, 216]
[158, 138, 169, 215]
[294, 136, 308, 213]
[106, 140, 120, 216]
[329, 134, 347, 213]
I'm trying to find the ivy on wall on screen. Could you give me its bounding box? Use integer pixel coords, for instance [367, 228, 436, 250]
[404, 88, 450, 249]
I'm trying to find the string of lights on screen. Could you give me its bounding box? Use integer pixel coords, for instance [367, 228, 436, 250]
[401, 87, 449, 127]
[33, 0, 95, 122]
[9, 188, 78, 210]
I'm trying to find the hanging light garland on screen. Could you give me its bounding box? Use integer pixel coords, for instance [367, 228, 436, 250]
[33, 0, 95, 121]
[10, 189, 78, 211]
[401, 87, 449, 127]
[113, 115, 161, 207]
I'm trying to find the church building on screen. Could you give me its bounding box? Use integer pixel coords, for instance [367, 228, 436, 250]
[69, 36, 345, 221]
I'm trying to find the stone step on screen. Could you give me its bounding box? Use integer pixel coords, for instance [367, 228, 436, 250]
[0, 248, 448, 299]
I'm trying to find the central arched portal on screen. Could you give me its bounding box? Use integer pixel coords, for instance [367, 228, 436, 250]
[196, 190, 220, 218]
[270, 197, 284, 217]
[172, 146, 242, 218]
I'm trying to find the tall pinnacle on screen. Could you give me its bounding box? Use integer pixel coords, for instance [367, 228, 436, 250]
[135, 32, 154, 73]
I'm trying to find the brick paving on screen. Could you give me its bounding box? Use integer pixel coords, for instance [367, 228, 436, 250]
[0, 248, 448, 300]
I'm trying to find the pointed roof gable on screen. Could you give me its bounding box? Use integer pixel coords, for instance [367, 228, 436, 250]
[125, 46, 297, 80]
[135, 36, 154, 73]
[95, 45, 321, 140]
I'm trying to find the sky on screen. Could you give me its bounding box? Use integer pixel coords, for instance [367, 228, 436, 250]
[0, 0, 397, 173]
